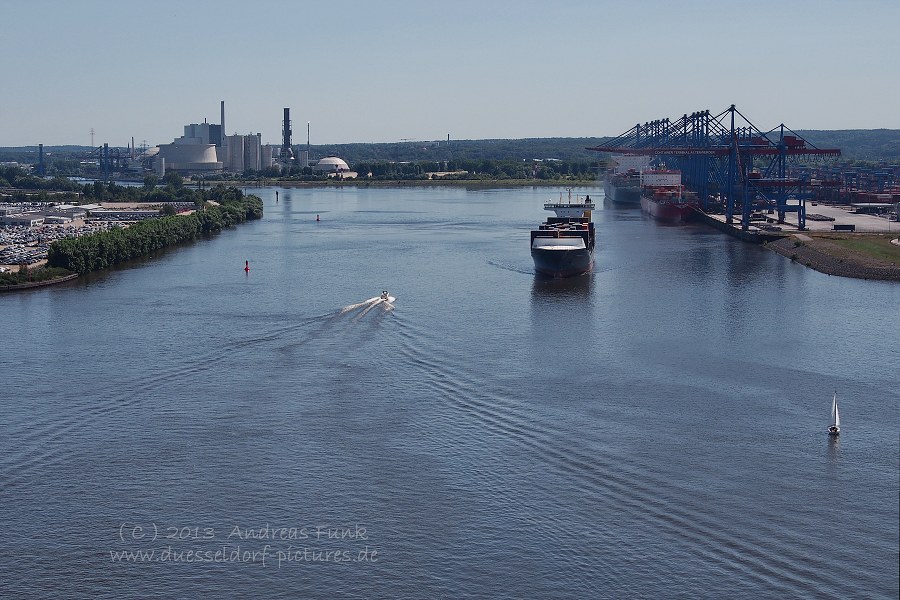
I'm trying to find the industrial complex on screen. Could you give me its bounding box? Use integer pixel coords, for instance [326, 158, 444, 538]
[145, 102, 353, 178]
[57, 101, 354, 180]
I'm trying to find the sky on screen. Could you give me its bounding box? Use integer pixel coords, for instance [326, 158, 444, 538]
[2, 0, 899, 148]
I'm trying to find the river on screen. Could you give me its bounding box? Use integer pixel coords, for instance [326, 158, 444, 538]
[1, 185, 897, 598]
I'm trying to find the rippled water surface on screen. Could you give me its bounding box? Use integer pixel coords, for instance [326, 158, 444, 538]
[1, 186, 898, 599]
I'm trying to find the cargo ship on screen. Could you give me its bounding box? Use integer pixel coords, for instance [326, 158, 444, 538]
[531, 190, 596, 277]
[604, 155, 652, 205]
[640, 169, 698, 223]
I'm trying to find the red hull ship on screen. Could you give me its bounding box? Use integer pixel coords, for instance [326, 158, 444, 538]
[639, 169, 698, 223]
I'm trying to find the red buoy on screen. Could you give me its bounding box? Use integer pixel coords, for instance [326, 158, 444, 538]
[244, 260, 250, 272]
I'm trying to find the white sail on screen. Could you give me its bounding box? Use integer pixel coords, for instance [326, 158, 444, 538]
[831, 392, 841, 428]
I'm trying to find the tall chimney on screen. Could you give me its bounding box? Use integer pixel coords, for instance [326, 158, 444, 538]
[220, 101, 225, 136]
[282, 108, 293, 159]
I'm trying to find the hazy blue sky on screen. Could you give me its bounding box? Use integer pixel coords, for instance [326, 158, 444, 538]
[3, 0, 899, 147]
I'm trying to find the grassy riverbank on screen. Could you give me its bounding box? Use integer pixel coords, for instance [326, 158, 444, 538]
[766, 233, 900, 281]
[0, 266, 76, 290]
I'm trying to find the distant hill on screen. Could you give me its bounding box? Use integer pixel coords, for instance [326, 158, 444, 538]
[0, 145, 93, 164]
[316, 131, 900, 163]
[795, 130, 900, 162]
[2, 130, 898, 165]
[309, 137, 610, 163]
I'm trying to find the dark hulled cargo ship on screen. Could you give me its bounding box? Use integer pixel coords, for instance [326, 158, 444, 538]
[531, 191, 596, 277]
[604, 155, 652, 206]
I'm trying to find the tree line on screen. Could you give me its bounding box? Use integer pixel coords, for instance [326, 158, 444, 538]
[0, 166, 239, 204]
[229, 158, 600, 182]
[46, 190, 263, 274]
[0, 265, 72, 287]
[354, 158, 598, 181]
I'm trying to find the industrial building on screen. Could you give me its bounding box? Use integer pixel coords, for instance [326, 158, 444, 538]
[222, 133, 267, 173]
[183, 121, 222, 146]
[150, 102, 227, 175]
[154, 139, 223, 174]
[0, 214, 45, 227]
[313, 157, 357, 178]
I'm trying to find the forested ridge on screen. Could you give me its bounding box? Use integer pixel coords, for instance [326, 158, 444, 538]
[3, 130, 897, 169]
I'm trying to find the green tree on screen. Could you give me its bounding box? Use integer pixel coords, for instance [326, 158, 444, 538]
[143, 174, 159, 189]
[163, 172, 184, 189]
[93, 181, 106, 200]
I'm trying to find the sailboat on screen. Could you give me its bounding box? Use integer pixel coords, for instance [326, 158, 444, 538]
[828, 392, 841, 436]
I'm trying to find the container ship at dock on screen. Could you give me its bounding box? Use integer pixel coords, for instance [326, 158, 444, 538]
[604, 155, 652, 206]
[640, 169, 699, 223]
[531, 191, 596, 277]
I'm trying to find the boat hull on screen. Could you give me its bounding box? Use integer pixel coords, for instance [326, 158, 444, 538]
[604, 177, 641, 205]
[531, 247, 593, 278]
[641, 196, 695, 223]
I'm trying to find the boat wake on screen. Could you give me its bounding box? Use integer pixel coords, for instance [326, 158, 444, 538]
[1, 294, 400, 490]
[486, 260, 533, 275]
[339, 293, 396, 315]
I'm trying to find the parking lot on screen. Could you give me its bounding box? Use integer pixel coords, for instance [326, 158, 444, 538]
[0, 220, 122, 268]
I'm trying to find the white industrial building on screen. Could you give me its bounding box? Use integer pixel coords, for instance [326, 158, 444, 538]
[151, 117, 225, 174]
[313, 157, 357, 178]
[0, 215, 45, 227]
[154, 140, 223, 173]
[223, 133, 269, 173]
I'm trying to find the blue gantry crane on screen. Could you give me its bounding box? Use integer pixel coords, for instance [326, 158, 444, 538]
[588, 105, 841, 230]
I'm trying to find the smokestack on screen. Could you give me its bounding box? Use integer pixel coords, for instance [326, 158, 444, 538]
[282, 108, 293, 159]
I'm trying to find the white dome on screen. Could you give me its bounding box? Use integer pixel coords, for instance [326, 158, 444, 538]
[313, 156, 350, 172]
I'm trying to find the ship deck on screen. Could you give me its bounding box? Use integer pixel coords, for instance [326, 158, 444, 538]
[532, 217, 595, 249]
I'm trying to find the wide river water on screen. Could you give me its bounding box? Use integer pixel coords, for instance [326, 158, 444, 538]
[1, 185, 898, 599]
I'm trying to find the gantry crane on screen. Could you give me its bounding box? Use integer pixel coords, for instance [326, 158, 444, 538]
[588, 105, 841, 230]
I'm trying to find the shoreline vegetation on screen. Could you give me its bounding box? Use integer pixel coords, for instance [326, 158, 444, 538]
[255, 178, 596, 188]
[0, 267, 78, 292]
[1, 183, 263, 291]
[46, 191, 262, 274]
